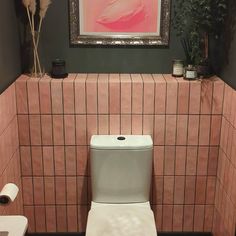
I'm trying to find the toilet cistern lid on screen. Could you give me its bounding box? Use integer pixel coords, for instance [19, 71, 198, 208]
[90, 135, 153, 150]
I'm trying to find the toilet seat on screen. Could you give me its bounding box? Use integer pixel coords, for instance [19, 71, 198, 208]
[86, 202, 157, 236]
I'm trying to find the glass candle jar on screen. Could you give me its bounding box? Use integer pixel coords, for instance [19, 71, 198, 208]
[184, 65, 198, 80]
[172, 59, 184, 77]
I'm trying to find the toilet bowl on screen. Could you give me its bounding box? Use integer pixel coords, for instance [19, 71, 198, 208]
[86, 135, 157, 236]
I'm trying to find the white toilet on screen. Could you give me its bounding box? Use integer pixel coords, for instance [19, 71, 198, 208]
[86, 135, 157, 236]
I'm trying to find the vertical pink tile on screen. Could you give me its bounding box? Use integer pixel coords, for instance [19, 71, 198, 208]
[194, 205, 205, 231]
[164, 146, 175, 175]
[77, 176, 88, 204]
[18, 115, 30, 145]
[165, 115, 177, 145]
[55, 177, 66, 204]
[131, 115, 142, 135]
[197, 147, 209, 175]
[24, 206, 35, 232]
[15, 76, 29, 114]
[189, 81, 201, 114]
[153, 205, 162, 231]
[77, 146, 88, 176]
[164, 75, 178, 114]
[187, 115, 200, 145]
[65, 146, 76, 175]
[173, 205, 183, 231]
[176, 115, 188, 145]
[183, 205, 194, 231]
[121, 115, 131, 134]
[208, 147, 218, 176]
[67, 205, 78, 232]
[120, 74, 131, 114]
[178, 79, 190, 114]
[109, 74, 120, 114]
[54, 146, 65, 175]
[175, 146, 186, 175]
[185, 176, 196, 204]
[41, 115, 53, 145]
[44, 177, 55, 204]
[27, 78, 40, 114]
[78, 205, 88, 232]
[212, 80, 224, 114]
[43, 147, 54, 176]
[33, 177, 45, 205]
[35, 206, 46, 232]
[162, 205, 173, 231]
[154, 115, 165, 145]
[22, 177, 33, 205]
[53, 115, 64, 145]
[153, 176, 163, 204]
[98, 115, 109, 134]
[86, 74, 98, 114]
[204, 205, 214, 232]
[75, 74, 87, 114]
[195, 176, 207, 204]
[64, 115, 75, 145]
[174, 176, 185, 204]
[98, 74, 109, 114]
[39, 75, 52, 114]
[20, 146, 32, 176]
[63, 74, 76, 114]
[32, 147, 43, 176]
[66, 177, 77, 204]
[143, 74, 155, 114]
[56, 205, 67, 232]
[199, 115, 211, 145]
[210, 115, 222, 145]
[29, 115, 42, 145]
[143, 115, 154, 136]
[206, 176, 216, 204]
[186, 147, 198, 175]
[201, 80, 213, 114]
[87, 115, 98, 143]
[153, 74, 166, 114]
[76, 115, 87, 145]
[109, 115, 120, 134]
[163, 176, 174, 204]
[153, 146, 164, 176]
[51, 79, 63, 114]
[131, 74, 143, 114]
[45, 206, 56, 232]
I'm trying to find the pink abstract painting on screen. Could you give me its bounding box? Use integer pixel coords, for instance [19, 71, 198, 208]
[80, 0, 161, 34]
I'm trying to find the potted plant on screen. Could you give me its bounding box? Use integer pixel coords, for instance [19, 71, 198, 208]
[173, 0, 227, 77]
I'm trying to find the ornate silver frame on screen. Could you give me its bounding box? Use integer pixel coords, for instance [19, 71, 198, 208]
[69, 0, 171, 46]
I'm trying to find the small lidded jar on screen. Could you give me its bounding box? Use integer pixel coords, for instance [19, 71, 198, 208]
[172, 59, 184, 77]
[184, 65, 198, 80]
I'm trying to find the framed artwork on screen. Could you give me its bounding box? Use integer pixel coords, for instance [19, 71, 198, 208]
[69, 0, 171, 46]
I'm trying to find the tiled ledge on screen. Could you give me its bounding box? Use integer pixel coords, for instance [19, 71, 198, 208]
[15, 74, 224, 116]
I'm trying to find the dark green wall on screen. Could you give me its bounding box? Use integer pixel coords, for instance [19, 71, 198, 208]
[0, 0, 21, 94]
[40, 0, 184, 73]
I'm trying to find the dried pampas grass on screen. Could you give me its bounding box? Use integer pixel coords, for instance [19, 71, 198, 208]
[22, 0, 51, 77]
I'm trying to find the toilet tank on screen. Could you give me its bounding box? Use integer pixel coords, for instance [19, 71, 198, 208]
[90, 135, 153, 203]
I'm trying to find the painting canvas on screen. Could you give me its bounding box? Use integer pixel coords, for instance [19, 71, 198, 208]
[80, 0, 161, 36]
[69, 0, 171, 45]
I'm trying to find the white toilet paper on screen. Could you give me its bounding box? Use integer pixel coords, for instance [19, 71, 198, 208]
[0, 183, 19, 205]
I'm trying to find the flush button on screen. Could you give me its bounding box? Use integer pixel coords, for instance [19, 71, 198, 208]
[117, 136, 126, 141]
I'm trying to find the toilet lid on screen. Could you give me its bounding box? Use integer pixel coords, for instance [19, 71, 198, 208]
[86, 204, 157, 236]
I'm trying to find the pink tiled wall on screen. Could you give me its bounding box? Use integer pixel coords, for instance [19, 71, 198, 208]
[0, 83, 23, 216]
[15, 74, 225, 233]
[213, 84, 236, 236]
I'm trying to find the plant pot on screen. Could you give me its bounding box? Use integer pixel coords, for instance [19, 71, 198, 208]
[196, 64, 212, 78]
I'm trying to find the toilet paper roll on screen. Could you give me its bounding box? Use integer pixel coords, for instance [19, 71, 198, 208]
[0, 183, 19, 205]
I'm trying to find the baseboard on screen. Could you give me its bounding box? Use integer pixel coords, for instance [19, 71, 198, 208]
[26, 232, 212, 236]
